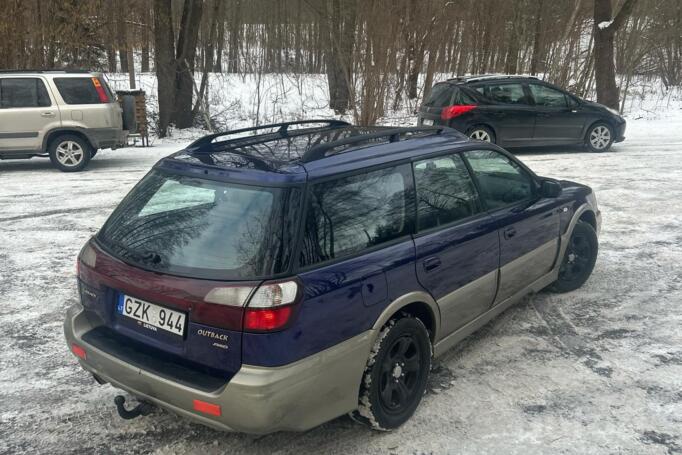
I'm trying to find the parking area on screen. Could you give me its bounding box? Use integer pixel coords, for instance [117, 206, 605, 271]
[1, 118, 681, 454]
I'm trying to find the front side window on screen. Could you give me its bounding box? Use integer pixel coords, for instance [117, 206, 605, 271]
[529, 83, 568, 108]
[299, 165, 412, 266]
[0, 78, 51, 108]
[413, 154, 480, 231]
[473, 83, 529, 105]
[463, 150, 534, 210]
[98, 170, 301, 280]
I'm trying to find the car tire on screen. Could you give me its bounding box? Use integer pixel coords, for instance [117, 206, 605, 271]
[549, 221, 598, 293]
[351, 315, 432, 431]
[467, 125, 495, 143]
[48, 134, 92, 172]
[585, 122, 614, 152]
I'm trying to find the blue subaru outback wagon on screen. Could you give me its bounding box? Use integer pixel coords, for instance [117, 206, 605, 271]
[65, 120, 601, 433]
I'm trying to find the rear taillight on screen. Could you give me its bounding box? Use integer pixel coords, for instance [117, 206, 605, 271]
[244, 280, 301, 332]
[91, 77, 110, 103]
[441, 104, 477, 121]
[202, 279, 301, 332]
[77, 241, 97, 276]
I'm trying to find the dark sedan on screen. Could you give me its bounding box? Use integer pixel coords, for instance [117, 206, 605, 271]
[417, 75, 626, 152]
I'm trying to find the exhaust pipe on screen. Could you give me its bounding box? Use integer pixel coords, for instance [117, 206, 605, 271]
[114, 395, 154, 420]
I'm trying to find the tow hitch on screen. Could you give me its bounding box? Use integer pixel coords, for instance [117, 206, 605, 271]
[114, 395, 154, 420]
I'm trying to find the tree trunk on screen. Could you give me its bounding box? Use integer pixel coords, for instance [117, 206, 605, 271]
[593, 0, 638, 109]
[529, 0, 543, 75]
[324, 0, 354, 114]
[153, 0, 175, 136]
[141, 0, 151, 72]
[172, 0, 203, 129]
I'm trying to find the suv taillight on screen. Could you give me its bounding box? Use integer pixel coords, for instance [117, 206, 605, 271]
[441, 104, 477, 121]
[91, 77, 110, 103]
[203, 279, 302, 332]
[243, 280, 301, 332]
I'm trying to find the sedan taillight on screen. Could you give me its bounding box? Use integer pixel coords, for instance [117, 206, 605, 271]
[441, 104, 477, 121]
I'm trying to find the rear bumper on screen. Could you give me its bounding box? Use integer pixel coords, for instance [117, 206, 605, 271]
[64, 303, 374, 434]
[87, 127, 127, 150]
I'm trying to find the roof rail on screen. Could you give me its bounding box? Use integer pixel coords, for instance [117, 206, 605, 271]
[301, 126, 448, 163]
[453, 74, 539, 83]
[188, 119, 351, 150]
[0, 68, 92, 74]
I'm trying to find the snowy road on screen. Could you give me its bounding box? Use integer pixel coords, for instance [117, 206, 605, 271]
[1, 119, 681, 454]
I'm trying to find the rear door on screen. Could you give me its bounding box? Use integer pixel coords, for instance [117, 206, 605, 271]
[52, 76, 121, 129]
[412, 153, 498, 336]
[462, 149, 561, 303]
[0, 77, 60, 152]
[418, 83, 455, 126]
[528, 83, 587, 143]
[469, 82, 535, 146]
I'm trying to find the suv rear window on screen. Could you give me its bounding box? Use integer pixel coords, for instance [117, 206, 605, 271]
[0, 78, 51, 108]
[54, 77, 111, 104]
[424, 84, 454, 107]
[97, 170, 301, 280]
[299, 165, 413, 266]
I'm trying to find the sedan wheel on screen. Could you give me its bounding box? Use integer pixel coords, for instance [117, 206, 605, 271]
[586, 124, 613, 152]
[468, 127, 494, 143]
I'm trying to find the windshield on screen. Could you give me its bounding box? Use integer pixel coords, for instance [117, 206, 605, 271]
[97, 170, 301, 280]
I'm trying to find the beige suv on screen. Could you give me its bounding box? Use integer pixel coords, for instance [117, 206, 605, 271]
[0, 70, 126, 172]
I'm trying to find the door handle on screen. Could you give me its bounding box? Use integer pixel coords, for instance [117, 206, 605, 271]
[422, 257, 442, 272]
[503, 227, 517, 239]
[41, 112, 56, 117]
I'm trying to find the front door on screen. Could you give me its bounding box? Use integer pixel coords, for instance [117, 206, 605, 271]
[0, 77, 60, 152]
[528, 83, 587, 144]
[412, 153, 499, 336]
[462, 149, 562, 303]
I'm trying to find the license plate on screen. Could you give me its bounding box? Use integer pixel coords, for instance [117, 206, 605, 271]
[422, 119, 434, 126]
[117, 294, 186, 336]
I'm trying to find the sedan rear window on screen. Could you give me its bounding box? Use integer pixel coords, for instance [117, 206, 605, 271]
[424, 84, 454, 107]
[98, 170, 301, 280]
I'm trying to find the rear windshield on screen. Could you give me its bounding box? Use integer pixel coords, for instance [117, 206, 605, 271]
[97, 170, 301, 280]
[54, 77, 111, 104]
[424, 83, 454, 107]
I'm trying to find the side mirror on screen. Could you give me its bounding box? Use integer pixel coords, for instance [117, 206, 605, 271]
[540, 178, 562, 198]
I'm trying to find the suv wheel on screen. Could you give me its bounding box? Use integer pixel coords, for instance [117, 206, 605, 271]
[49, 134, 92, 172]
[467, 125, 495, 143]
[351, 315, 431, 430]
[585, 123, 614, 152]
[549, 221, 598, 293]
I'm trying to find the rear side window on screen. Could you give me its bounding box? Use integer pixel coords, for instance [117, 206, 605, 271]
[0, 78, 51, 108]
[529, 83, 568, 108]
[463, 150, 534, 210]
[424, 84, 454, 107]
[54, 77, 109, 104]
[472, 83, 529, 105]
[299, 165, 413, 266]
[413, 154, 480, 231]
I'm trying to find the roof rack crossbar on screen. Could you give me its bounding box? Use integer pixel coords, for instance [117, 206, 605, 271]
[188, 119, 351, 150]
[301, 126, 447, 163]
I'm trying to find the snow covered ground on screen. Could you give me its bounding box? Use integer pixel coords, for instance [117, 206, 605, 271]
[1, 113, 682, 454]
